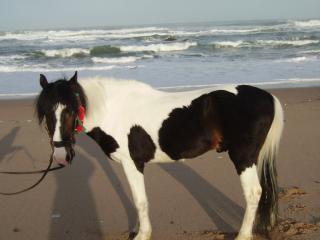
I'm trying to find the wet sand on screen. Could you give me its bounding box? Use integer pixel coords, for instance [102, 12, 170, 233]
[0, 87, 319, 240]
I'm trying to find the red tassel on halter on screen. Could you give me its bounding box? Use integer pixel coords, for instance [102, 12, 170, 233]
[75, 104, 85, 133]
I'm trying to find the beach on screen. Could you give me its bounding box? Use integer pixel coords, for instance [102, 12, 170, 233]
[0, 86, 319, 240]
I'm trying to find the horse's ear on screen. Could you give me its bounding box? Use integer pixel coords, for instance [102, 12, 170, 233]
[69, 71, 78, 85]
[40, 74, 48, 89]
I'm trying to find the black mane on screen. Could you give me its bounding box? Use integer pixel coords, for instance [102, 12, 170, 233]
[35, 78, 87, 125]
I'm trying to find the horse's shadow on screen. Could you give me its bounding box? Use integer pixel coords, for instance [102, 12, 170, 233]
[160, 160, 244, 233]
[76, 134, 136, 229]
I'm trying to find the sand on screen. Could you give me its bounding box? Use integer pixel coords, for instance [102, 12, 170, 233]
[0, 87, 319, 240]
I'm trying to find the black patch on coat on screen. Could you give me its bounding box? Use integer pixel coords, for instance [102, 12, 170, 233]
[87, 127, 119, 157]
[128, 125, 156, 173]
[158, 85, 274, 174]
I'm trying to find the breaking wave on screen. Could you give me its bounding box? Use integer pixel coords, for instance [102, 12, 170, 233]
[40, 48, 90, 58]
[275, 56, 318, 63]
[291, 20, 320, 28]
[0, 64, 138, 73]
[211, 39, 319, 48]
[120, 42, 197, 52]
[92, 56, 141, 64]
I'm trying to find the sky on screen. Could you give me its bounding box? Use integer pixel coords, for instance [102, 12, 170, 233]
[1, 0, 320, 30]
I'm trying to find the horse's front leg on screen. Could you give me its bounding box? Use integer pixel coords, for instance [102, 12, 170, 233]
[122, 159, 151, 240]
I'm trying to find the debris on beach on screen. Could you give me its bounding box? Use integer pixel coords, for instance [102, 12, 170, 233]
[287, 203, 306, 212]
[279, 186, 306, 201]
[277, 218, 319, 236]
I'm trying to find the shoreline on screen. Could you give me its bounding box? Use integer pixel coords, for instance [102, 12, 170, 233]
[1, 82, 320, 100]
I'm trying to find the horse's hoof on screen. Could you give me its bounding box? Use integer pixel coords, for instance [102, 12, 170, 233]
[235, 234, 252, 240]
[128, 231, 137, 240]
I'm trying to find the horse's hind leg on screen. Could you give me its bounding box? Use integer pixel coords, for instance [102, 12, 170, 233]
[237, 164, 262, 240]
[229, 150, 262, 240]
[122, 159, 151, 240]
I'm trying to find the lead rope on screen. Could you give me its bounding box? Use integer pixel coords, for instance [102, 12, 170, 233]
[0, 154, 64, 195]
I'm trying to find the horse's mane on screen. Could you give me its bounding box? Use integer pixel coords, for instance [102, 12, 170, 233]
[35, 78, 87, 125]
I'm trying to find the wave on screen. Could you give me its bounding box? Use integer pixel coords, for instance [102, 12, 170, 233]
[2, 20, 320, 43]
[87, 42, 197, 55]
[291, 20, 320, 28]
[0, 27, 170, 42]
[211, 39, 319, 48]
[299, 49, 320, 55]
[207, 26, 280, 34]
[211, 40, 245, 48]
[40, 48, 90, 58]
[257, 39, 319, 47]
[30, 42, 194, 60]
[120, 42, 197, 52]
[0, 64, 138, 73]
[90, 45, 121, 56]
[92, 56, 142, 64]
[0, 55, 27, 64]
[275, 56, 318, 63]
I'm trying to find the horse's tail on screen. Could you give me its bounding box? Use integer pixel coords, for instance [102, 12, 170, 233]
[256, 95, 284, 234]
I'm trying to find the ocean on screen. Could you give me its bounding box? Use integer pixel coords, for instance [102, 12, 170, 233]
[0, 19, 320, 97]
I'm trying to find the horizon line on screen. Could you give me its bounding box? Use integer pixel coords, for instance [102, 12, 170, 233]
[1, 17, 319, 32]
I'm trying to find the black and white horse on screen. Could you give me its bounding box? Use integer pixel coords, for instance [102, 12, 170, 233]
[36, 72, 283, 240]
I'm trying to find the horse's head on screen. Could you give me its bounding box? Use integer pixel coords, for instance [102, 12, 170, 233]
[35, 71, 87, 166]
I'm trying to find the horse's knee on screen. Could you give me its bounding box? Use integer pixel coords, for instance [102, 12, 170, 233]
[136, 200, 149, 214]
[247, 185, 262, 207]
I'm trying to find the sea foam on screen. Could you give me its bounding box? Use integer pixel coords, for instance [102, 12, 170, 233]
[92, 56, 141, 64]
[120, 42, 197, 52]
[292, 20, 320, 28]
[41, 48, 90, 57]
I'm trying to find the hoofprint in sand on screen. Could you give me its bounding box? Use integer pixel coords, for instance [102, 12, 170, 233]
[0, 87, 319, 240]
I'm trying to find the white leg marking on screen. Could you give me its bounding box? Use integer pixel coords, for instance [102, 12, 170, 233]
[236, 164, 262, 240]
[122, 160, 151, 240]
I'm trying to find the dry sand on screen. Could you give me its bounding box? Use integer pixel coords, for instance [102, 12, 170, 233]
[0, 87, 319, 240]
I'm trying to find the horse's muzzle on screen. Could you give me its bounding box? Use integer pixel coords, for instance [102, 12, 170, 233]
[53, 145, 75, 166]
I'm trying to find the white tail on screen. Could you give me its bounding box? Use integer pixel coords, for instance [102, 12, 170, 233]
[256, 95, 284, 232]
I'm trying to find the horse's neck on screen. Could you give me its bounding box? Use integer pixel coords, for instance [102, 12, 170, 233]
[80, 79, 108, 131]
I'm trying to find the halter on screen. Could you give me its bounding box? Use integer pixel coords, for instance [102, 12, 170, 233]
[53, 92, 86, 148]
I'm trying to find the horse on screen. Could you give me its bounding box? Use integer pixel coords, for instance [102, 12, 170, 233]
[35, 71, 283, 240]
